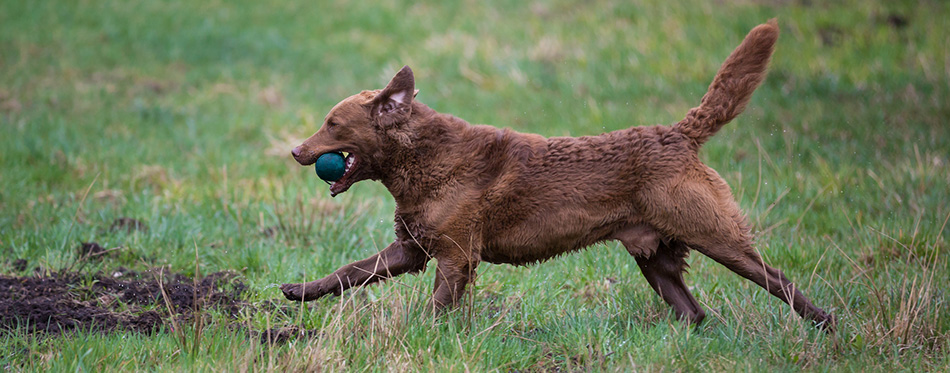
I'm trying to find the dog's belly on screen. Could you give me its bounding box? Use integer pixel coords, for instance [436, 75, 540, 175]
[480, 208, 628, 266]
[480, 242, 572, 266]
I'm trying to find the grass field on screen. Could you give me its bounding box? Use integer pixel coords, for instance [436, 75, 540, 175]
[1, 0, 949, 371]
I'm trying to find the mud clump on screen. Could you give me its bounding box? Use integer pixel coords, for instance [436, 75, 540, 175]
[0, 269, 246, 335]
[77, 242, 108, 258]
[11, 259, 27, 272]
[257, 325, 323, 344]
[109, 217, 148, 233]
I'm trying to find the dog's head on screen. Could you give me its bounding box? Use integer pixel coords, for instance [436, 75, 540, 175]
[292, 66, 418, 196]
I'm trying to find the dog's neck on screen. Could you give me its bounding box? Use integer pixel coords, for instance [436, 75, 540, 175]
[377, 101, 494, 209]
[375, 102, 473, 206]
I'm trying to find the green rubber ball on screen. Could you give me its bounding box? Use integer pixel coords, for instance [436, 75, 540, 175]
[314, 152, 346, 182]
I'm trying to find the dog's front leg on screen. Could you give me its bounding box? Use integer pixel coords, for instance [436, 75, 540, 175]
[429, 253, 479, 311]
[281, 239, 428, 302]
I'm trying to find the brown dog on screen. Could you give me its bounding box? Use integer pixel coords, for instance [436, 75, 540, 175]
[282, 20, 835, 330]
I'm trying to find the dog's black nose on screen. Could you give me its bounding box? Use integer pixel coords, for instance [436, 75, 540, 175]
[291, 146, 302, 159]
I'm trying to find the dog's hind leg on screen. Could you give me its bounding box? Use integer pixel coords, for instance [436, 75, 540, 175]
[693, 237, 836, 330]
[632, 241, 706, 325]
[650, 169, 834, 330]
[613, 224, 704, 323]
[281, 239, 428, 302]
[613, 224, 705, 323]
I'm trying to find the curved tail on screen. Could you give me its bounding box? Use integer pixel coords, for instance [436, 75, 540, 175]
[673, 19, 779, 147]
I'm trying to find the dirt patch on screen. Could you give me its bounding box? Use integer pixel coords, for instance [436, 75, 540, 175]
[0, 268, 246, 335]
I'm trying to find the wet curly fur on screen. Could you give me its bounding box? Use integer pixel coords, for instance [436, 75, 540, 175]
[282, 20, 835, 330]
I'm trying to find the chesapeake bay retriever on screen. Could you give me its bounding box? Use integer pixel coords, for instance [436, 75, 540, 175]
[282, 20, 835, 330]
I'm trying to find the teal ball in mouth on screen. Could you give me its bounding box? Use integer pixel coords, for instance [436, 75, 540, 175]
[314, 152, 346, 182]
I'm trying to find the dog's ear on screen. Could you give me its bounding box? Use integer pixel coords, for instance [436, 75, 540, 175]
[372, 66, 415, 127]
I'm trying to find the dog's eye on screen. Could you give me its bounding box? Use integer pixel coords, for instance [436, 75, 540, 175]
[327, 121, 339, 127]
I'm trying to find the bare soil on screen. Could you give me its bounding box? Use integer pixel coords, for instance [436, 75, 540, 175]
[0, 267, 246, 335]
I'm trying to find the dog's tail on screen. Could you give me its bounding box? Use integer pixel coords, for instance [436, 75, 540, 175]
[673, 19, 779, 148]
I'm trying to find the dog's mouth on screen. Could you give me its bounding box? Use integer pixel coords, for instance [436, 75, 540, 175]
[328, 152, 364, 197]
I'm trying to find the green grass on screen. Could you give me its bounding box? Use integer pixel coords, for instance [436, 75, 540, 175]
[2, 0, 949, 370]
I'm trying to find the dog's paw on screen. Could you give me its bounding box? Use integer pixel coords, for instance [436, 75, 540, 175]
[816, 312, 838, 333]
[280, 283, 308, 301]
